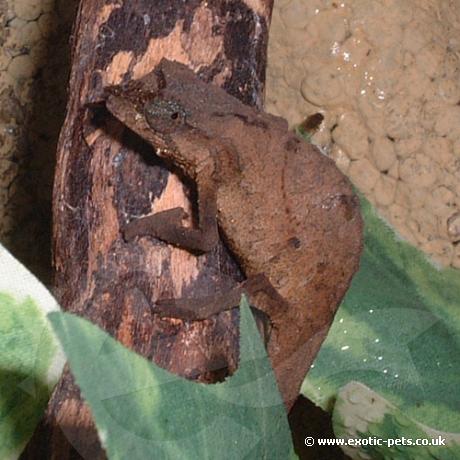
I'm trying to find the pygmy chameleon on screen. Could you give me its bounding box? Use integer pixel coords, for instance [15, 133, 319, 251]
[102, 59, 363, 408]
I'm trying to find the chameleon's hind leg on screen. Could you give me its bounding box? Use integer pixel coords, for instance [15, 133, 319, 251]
[153, 274, 288, 322]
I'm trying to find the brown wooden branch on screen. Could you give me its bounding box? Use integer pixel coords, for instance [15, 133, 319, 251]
[22, 0, 274, 457]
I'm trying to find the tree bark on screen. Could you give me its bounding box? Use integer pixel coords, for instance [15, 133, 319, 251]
[22, 0, 274, 458]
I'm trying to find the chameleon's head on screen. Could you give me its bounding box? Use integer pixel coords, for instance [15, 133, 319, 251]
[104, 60, 231, 172]
[104, 59, 217, 147]
[104, 59, 252, 168]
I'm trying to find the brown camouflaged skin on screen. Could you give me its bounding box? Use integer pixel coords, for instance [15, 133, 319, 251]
[105, 59, 363, 408]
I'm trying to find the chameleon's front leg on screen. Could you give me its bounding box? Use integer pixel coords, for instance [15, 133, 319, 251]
[123, 163, 219, 254]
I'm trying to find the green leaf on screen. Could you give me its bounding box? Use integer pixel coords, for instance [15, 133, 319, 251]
[0, 243, 65, 459]
[302, 196, 460, 458]
[48, 296, 297, 459]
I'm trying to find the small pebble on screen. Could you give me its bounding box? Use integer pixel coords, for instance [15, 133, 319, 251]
[14, 0, 42, 21]
[348, 158, 380, 193]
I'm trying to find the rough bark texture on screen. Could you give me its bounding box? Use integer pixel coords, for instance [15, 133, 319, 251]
[21, 0, 274, 458]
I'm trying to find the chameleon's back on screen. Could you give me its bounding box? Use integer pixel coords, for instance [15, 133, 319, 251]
[216, 118, 363, 407]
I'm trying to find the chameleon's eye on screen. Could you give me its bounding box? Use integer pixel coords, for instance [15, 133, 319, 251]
[144, 99, 186, 133]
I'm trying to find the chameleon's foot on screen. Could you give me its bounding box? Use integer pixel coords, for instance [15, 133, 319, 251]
[123, 207, 188, 241]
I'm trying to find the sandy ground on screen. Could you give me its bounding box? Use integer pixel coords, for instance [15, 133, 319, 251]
[0, 0, 459, 272]
[0, 0, 77, 281]
[266, 0, 460, 268]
